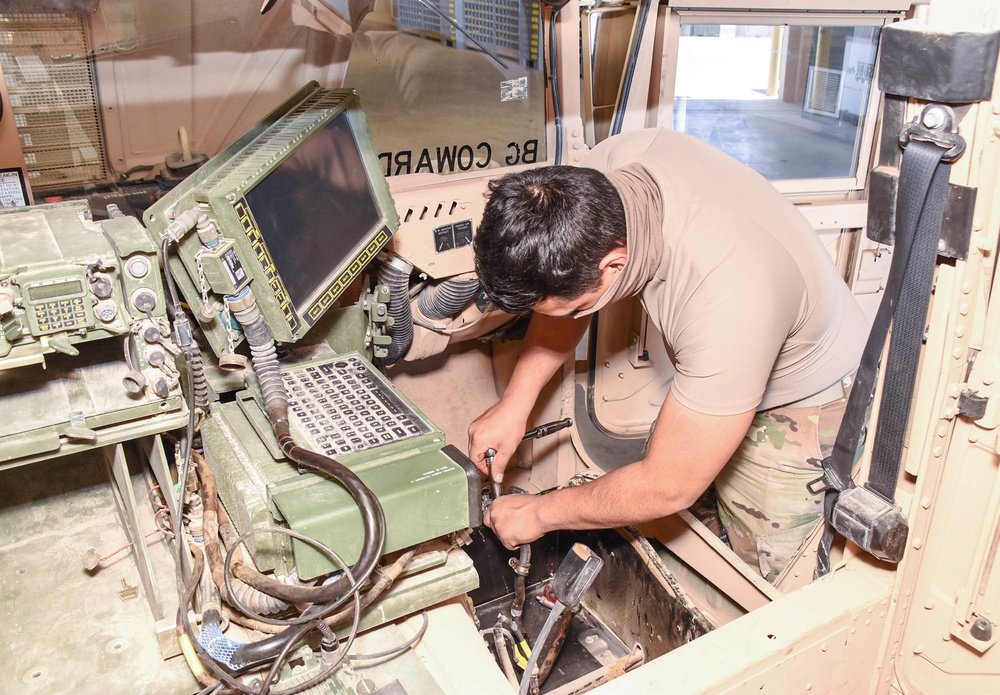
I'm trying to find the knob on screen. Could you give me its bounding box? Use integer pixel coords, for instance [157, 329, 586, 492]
[0, 287, 13, 315]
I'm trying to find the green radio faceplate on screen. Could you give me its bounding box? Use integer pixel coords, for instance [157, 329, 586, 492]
[201, 351, 480, 580]
[270, 445, 477, 579]
[0, 201, 169, 370]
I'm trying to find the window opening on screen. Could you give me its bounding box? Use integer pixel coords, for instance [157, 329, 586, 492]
[670, 22, 881, 184]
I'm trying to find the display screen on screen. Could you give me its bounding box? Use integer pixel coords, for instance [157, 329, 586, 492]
[243, 114, 381, 311]
[28, 279, 83, 301]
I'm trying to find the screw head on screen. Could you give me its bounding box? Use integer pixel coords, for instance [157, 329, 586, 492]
[922, 107, 945, 129]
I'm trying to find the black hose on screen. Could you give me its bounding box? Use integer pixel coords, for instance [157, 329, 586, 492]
[163, 233, 257, 695]
[229, 310, 385, 665]
[511, 544, 531, 633]
[188, 347, 211, 413]
[228, 438, 385, 606]
[416, 277, 480, 320]
[377, 255, 414, 365]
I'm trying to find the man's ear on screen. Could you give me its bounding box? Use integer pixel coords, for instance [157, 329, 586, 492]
[599, 246, 628, 272]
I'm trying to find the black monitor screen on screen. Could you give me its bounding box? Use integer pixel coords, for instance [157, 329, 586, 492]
[243, 113, 381, 311]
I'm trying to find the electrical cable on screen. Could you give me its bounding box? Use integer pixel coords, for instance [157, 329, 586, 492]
[160, 235, 197, 481]
[547, 6, 564, 166]
[348, 611, 429, 662]
[491, 624, 519, 687]
[227, 310, 386, 666]
[254, 535, 361, 695]
[162, 235, 259, 695]
[221, 547, 418, 636]
[233, 312, 386, 609]
[158, 219, 378, 690]
[518, 601, 567, 695]
[178, 543, 214, 688]
[194, 452, 289, 615]
[93, 527, 165, 566]
[319, 548, 417, 629]
[96, 222, 129, 305]
[222, 528, 357, 627]
[179, 527, 362, 695]
[161, 236, 182, 319]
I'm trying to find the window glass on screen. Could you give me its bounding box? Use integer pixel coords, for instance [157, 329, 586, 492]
[345, 0, 547, 178]
[672, 24, 880, 182]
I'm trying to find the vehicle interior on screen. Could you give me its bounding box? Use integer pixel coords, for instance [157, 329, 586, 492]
[0, 1, 998, 693]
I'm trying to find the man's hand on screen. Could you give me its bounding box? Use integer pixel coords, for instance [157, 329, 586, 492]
[468, 312, 590, 482]
[482, 392, 756, 548]
[484, 494, 547, 549]
[468, 401, 528, 483]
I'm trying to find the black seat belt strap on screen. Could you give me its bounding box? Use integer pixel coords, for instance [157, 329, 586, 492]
[867, 150, 951, 499]
[812, 105, 964, 576]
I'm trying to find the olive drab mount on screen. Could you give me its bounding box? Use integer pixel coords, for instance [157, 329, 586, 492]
[811, 22, 1000, 575]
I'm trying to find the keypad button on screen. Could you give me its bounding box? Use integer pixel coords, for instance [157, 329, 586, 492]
[282, 357, 431, 455]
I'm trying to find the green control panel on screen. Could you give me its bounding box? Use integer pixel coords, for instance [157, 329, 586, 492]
[22, 274, 93, 335]
[0, 200, 186, 466]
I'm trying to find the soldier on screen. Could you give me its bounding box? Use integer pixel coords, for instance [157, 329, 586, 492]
[468, 129, 868, 582]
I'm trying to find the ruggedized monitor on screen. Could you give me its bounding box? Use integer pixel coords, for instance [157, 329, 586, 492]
[144, 83, 399, 356]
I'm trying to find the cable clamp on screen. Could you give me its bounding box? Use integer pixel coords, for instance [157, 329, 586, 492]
[509, 557, 530, 576]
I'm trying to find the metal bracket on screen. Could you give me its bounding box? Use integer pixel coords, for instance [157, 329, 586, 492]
[958, 389, 989, 420]
[867, 105, 975, 260]
[362, 281, 392, 358]
[899, 104, 965, 162]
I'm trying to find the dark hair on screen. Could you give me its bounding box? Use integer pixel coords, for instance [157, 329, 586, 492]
[473, 166, 626, 315]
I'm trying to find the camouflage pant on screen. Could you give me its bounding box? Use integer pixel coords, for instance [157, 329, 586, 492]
[715, 394, 848, 583]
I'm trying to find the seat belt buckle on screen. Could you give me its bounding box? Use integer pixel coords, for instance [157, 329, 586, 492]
[806, 475, 831, 496]
[807, 454, 852, 496]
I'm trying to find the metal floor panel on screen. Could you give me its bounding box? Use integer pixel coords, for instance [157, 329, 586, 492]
[0, 451, 197, 695]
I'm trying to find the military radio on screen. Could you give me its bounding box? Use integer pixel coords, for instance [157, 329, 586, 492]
[0, 200, 186, 465]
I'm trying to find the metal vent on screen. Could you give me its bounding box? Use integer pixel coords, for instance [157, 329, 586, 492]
[0, 13, 108, 191]
[804, 66, 843, 117]
[394, 0, 540, 67]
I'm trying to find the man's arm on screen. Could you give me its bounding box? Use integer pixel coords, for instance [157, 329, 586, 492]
[484, 390, 755, 549]
[468, 312, 590, 481]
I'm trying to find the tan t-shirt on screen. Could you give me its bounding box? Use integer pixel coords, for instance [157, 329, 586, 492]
[583, 129, 867, 415]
